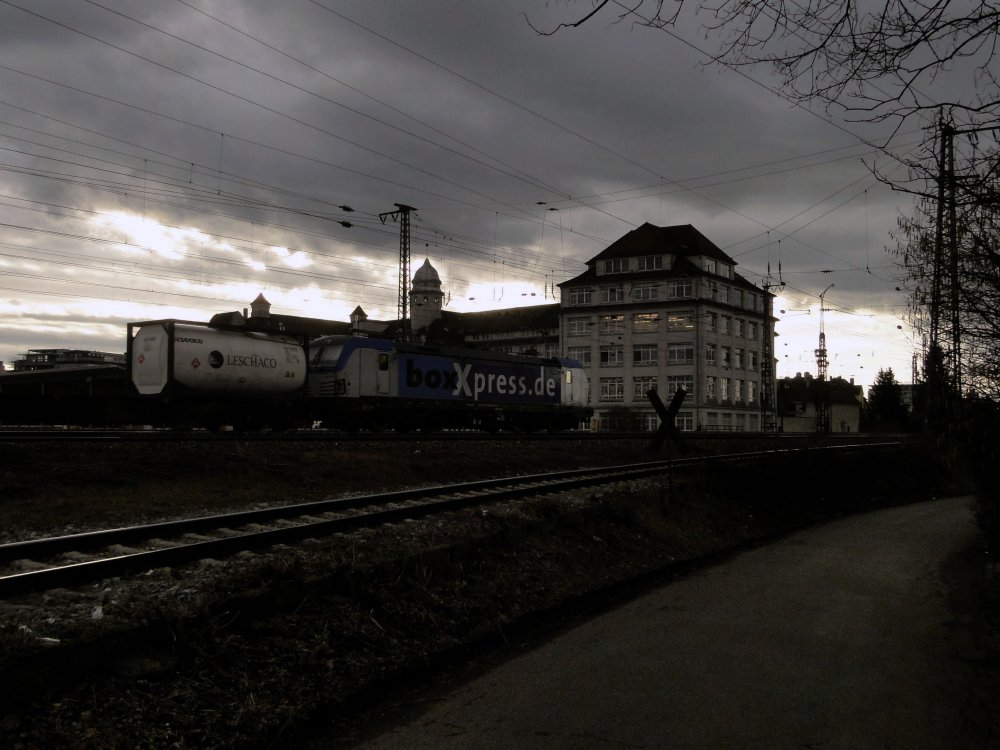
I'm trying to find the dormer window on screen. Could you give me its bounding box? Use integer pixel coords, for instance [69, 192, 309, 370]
[637, 255, 663, 271]
[704, 258, 717, 274]
[604, 258, 629, 274]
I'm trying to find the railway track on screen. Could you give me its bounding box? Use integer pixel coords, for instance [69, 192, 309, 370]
[0, 442, 900, 597]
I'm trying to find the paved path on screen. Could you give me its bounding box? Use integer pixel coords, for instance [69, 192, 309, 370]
[361, 497, 992, 749]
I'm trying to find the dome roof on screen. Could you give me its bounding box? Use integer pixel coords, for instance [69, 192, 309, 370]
[412, 258, 441, 291]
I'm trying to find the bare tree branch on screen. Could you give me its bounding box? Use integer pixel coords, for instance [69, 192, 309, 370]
[530, 1, 1000, 129]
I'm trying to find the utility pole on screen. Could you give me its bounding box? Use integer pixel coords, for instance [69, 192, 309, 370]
[379, 203, 417, 342]
[815, 284, 833, 433]
[760, 269, 784, 432]
[930, 115, 996, 397]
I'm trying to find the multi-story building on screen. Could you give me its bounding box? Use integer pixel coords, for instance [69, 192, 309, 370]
[777, 373, 864, 433]
[558, 223, 774, 431]
[10, 348, 126, 372]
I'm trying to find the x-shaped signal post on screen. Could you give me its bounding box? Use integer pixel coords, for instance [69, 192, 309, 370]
[646, 387, 687, 455]
[646, 387, 688, 503]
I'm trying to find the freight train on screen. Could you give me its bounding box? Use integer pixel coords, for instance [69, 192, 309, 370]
[0, 319, 591, 431]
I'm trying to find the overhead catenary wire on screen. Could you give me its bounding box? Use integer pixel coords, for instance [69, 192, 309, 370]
[0, 0, 922, 377]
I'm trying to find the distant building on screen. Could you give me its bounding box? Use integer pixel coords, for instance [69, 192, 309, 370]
[208, 294, 352, 339]
[777, 373, 864, 433]
[10, 348, 125, 372]
[557, 223, 774, 432]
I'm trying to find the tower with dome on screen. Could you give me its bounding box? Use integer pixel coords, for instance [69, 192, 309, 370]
[409, 258, 444, 340]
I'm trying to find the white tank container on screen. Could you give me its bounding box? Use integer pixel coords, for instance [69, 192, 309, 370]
[131, 322, 305, 396]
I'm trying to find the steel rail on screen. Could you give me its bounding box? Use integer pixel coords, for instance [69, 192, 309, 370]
[0, 442, 899, 597]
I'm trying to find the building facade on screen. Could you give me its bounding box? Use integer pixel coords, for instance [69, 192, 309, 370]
[777, 373, 864, 433]
[558, 223, 774, 432]
[11, 348, 126, 372]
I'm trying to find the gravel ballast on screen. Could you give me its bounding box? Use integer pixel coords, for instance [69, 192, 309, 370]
[0, 436, 978, 748]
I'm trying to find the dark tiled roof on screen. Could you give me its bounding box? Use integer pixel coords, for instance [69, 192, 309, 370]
[778, 375, 863, 406]
[209, 311, 351, 338]
[560, 255, 763, 293]
[559, 223, 762, 292]
[593, 223, 735, 264]
[439, 303, 559, 334]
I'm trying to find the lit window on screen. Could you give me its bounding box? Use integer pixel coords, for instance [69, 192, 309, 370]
[633, 313, 659, 333]
[600, 315, 625, 334]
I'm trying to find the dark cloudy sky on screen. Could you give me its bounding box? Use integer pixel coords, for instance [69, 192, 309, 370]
[0, 0, 929, 388]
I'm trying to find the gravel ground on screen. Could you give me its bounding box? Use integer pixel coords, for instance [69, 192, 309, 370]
[0, 435, 984, 748]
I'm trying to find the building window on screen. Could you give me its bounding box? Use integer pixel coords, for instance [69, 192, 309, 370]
[633, 283, 658, 302]
[633, 375, 658, 400]
[569, 287, 592, 305]
[704, 258, 717, 274]
[735, 318, 745, 337]
[600, 344, 624, 367]
[568, 317, 590, 336]
[748, 350, 758, 369]
[721, 378, 730, 401]
[748, 380, 757, 404]
[720, 315, 731, 335]
[667, 312, 694, 331]
[706, 312, 717, 332]
[667, 343, 694, 366]
[676, 411, 694, 431]
[705, 375, 716, 400]
[567, 346, 591, 365]
[600, 377, 624, 401]
[599, 314, 625, 335]
[634, 344, 658, 367]
[735, 379, 744, 402]
[706, 343, 717, 366]
[637, 255, 663, 271]
[633, 313, 659, 333]
[718, 285, 729, 304]
[668, 279, 693, 298]
[601, 285, 625, 303]
[733, 289, 743, 308]
[604, 258, 629, 274]
[721, 346, 731, 367]
[748, 321, 758, 340]
[733, 348, 743, 369]
[666, 375, 693, 396]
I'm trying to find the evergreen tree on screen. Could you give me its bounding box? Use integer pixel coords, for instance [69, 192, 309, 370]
[867, 368, 906, 430]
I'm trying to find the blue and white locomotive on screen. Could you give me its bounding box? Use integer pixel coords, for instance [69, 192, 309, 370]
[307, 335, 590, 432]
